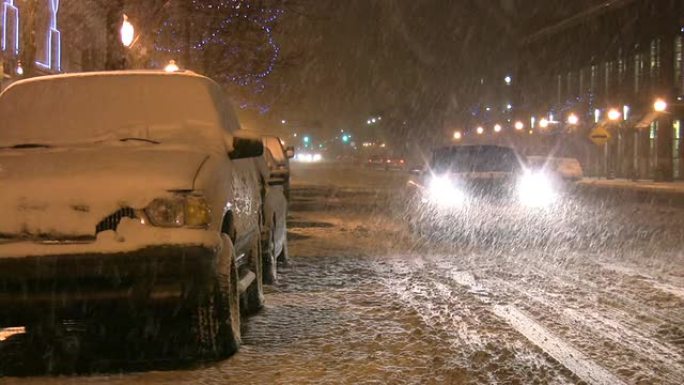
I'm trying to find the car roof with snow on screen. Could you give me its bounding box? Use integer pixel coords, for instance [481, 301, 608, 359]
[0, 71, 239, 147]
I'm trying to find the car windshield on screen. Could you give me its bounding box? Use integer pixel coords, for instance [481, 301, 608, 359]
[0, 74, 227, 147]
[0, 2, 682, 384]
[432, 146, 522, 173]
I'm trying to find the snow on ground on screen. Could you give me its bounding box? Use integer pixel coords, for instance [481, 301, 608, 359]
[1, 162, 683, 384]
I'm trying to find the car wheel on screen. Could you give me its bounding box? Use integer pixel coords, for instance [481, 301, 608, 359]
[262, 223, 278, 285]
[244, 234, 265, 315]
[277, 236, 290, 266]
[187, 234, 241, 359]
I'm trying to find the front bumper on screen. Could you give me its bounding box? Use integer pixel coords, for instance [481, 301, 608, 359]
[0, 244, 220, 326]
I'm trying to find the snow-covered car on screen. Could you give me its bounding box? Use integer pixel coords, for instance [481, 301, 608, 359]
[257, 147, 290, 284]
[527, 156, 584, 181]
[0, 71, 267, 358]
[262, 135, 294, 198]
[406, 145, 560, 235]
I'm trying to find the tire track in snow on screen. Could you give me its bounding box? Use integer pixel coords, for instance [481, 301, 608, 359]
[491, 305, 626, 385]
[389, 261, 629, 385]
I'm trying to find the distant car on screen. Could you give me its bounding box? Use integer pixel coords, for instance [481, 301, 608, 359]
[384, 157, 406, 171]
[366, 155, 385, 169]
[258, 147, 290, 283]
[406, 145, 561, 234]
[0, 71, 268, 358]
[262, 135, 294, 198]
[527, 156, 583, 181]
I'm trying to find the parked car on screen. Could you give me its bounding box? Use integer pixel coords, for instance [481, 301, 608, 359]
[262, 135, 294, 198]
[0, 71, 267, 359]
[257, 147, 290, 284]
[527, 156, 584, 181]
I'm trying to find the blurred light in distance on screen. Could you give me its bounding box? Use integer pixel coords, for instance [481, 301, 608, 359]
[504, 75, 512, 85]
[514, 121, 524, 130]
[281, 119, 286, 124]
[120, 14, 135, 47]
[594, 109, 601, 123]
[539, 118, 549, 128]
[303, 136, 310, 143]
[476, 126, 484, 135]
[530, 116, 536, 128]
[567, 113, 579, 125]
[453, 131, 462, 140]
[494, 124, 502, 133]
[623, 105, 630, 120]
[15, 62, 23, 75]
[164, 60, 180, 72]
[506, 104, 512, 110]
[607, 108, 621, 121]
[371, 118, 377, 123]
[654, 98, 667, 112]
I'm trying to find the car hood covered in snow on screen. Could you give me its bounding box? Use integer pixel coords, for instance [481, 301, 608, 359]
[0, 145, 209, 239]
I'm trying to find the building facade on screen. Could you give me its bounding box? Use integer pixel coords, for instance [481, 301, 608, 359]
[516, 0, 684, 181]
[0, 0, 106, 90]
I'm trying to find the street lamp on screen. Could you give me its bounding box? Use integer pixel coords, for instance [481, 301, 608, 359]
[567, 113, 579, 125]
[514, 121, 524, 130]
[453, 131, 462, 140]
[607, 108, 621, 121]
[493, 124, 502, 133]
[654, 98, 667, 112]
[164, 60, 180, 72]
[539, 118, 549, 128]
[120, 14, 135, 47]
[504, 75, 512, 85]
[476, 126, 484, 135]
[281, 119, 287, 124]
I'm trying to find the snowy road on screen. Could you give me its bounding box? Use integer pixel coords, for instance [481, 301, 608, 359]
[2, 163, 683, 384]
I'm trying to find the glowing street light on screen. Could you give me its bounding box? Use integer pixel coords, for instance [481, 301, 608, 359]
[654, 98, 667, 112]
[504, 75, 512, 85]
[453, 131, 462, 140]
[476, 126, 484, 135]
[567, 113, 579, 125]
[164, 60, 180, 72]
[15, 62, 23, 76]
[607, 108, 621, 121]
[514, 121, 524, 130]
[493, 124, 502, 133]
[281, 119, 287, 124]
[371, 118, 377, 123]
[303, 136, 311, 144]
[120, 14, 135, 47]
[539, 118, 549, 128]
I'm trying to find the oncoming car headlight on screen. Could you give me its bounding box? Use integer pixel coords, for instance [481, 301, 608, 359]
[517, 172, 557, 208]
[144, 195, 211, 228]
[426, 175, 466, 208]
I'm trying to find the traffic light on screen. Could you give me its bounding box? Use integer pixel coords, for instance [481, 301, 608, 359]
[342, 134, 350, 143]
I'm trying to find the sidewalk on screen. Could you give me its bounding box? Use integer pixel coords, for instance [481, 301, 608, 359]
[576, 178, 684, 207]
[578, 178, 684, 194]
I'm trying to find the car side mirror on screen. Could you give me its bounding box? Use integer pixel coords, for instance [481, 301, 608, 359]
[230, 135, 264, 159]
[285, 146, 295, 159]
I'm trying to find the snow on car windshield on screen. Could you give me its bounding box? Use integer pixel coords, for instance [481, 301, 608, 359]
[431, 146, 522, 173]
[0, 73, 227, 147]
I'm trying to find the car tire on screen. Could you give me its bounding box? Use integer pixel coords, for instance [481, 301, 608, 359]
[244, 234, 265, 315]
[187, 234, 241, 359]
[277, 236, 290, 266]
[262, 223, 278, 285]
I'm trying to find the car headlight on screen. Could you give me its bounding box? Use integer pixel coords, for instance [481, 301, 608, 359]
[517, 172, 556, 208]
[144, 195, 211, 228]
[426, 175, 466, 208]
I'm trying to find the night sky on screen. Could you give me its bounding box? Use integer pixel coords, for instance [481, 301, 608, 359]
[244, 0, 604, 140]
